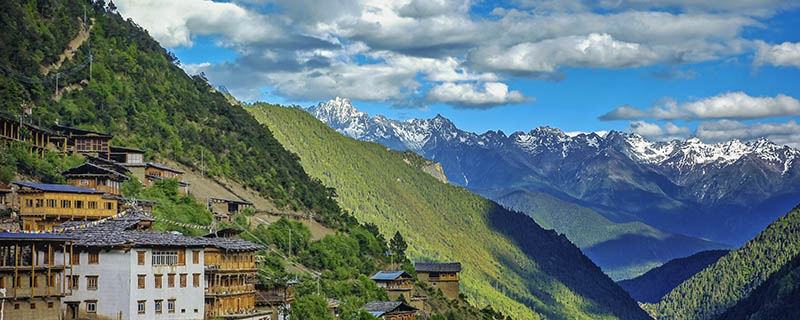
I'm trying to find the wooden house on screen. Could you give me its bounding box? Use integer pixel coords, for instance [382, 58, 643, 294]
[0, 184, 12, 209]
[12, 182, 118, 231]
[207, 197, 254, 222]
[0, 232, 74, 320]
[255, 279, 296, 320]
[370, 270, 414, 301]
[62, 163, 128, 196]
[50, 124, 112, 158]
[414, 262, 461, 300]
[144, 163, 190, 195]
[84, 155, 131, 176]
[102, 145, 145, 166]
[202, 235, 266, 319]
[362, 301, 417, 320]
[0, 113, 65, 156]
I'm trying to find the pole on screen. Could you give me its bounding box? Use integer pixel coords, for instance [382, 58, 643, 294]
[1, 288, 6, 320]
[55, 72, 59, 97]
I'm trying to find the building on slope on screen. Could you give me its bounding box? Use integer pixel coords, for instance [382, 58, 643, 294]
[59, 212, 207, 320]
[201, 230, 267, 319]
[51, 125, 112, 159]
[103, 145, 146, 166]
[414, 262, 461, 300]
[12, 182, 118, 231]
[141, 163, 190, 195]
[362, 301, 417, 320]
[62, 163, 128, 196]
[207, 197, 254, 222]
[0, 112, 66, 156]
[0, 232, 74, 320]
[370, 270, 414, 301]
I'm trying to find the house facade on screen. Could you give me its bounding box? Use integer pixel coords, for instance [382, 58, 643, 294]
[202, 233, 267, 319]
[370, 270, 414, 301]
[414, 262, 461, 300]
[0, 232, 73, 320]
[59, 213, 207, 320]
[63, 163, 128, 196]
[13, 182, 118, 231]
[142, 163, 190, 195]
[363, 301, 417, 320]
[51, 125, 113, 158]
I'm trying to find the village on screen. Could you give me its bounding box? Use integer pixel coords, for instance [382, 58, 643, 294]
[0, 112, 464, 320]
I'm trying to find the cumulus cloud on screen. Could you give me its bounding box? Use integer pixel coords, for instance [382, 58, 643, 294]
[425, 82, 532, 109]
[601, 92, 800, 121]
[754, 41, 800, 68]
[628, 121, 691, 140]
[646, 67, 697, 81]
[695, 119, 800, 148]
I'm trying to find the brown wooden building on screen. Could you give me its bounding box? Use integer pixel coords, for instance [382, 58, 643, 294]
[208, 197, 254, 222]
[202, 232, 266, 319]
[0, 113, 65, 156]
[102, 145, 145, 166]
[362, 301, 417, 320]
[12, 182, 118, 231]
[62, 163, 128, 196]
[0, 232, 74, 320]
[255, 279, 296, 320]
[415, 262, 461, 300]
[50, 125, 112, 158]
[371, 270, 414, 301]
[143, 163, 190, 195]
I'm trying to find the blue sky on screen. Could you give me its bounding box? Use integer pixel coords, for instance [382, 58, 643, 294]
[115, 0, 800, 146]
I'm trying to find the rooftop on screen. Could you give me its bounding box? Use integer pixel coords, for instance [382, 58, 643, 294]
[51, 124, 112, 138]
[61, 212, 208, 249]
[13, 181, 105, 194]
[109, 145, 145, 153]
[362, 301, 417, 317]
[147, 162, 184, 174]
[62, 162, 129, 180]
[0, 232, 75, 241]
[370, 270, 411, 281]
[202, 237, 264, 252]
[415, 262, 462, 273]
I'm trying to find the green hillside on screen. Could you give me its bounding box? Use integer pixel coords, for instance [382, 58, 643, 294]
[645, 205, 800, 319]
[0, 0, 346, 226]
[249, 104, 651, 320]
[617, 250, 729, 303]
[486, 189, 730, 280]
[717, 252, 800, 320]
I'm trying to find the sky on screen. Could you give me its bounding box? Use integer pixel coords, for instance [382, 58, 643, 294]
[114, 0, 800, 147]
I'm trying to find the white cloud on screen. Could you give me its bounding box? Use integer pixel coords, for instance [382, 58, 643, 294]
[601, 92, 800, 121]
[425, 82, 532, 109]
[695, 119, 800, 148]
[628, 121, 691, 140]
[755, 41, 800, 68]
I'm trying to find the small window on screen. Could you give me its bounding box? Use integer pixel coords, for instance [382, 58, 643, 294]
[192, 273, 200, 288]
[87, 302, 97, 313]
[61, 200, 71, 208]
[71, 276, 79, 290]
[86, 276, 98, 290]
[35, 199, 43, 208]
[48, 302, 54, 308]
[30, 303, 35, 309]
[155, 300, 163, 314]
[138, 275, 146, 289]
[88, 201, 97, 209]
[137, 300, 145, 314]
[180, 274, 187, 288]
[14, 304, 19, 310]
[192, 250, 199, 264]
[80, 179, 89, 186]
[154, 274, 162, 289]
[168, 274, 175, 288]
[167, 299, 175, 313]
[105, 202, 114, 210]
[25, 199, 33, 208]
[71, 251, 80, 265]
[88, 252, 99, 264]
[46, 199, 57, 208]
[137, 251, 146, 265]
[178, 250, 186, 265]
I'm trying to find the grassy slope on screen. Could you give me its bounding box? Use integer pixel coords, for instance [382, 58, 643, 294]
[645, 205, 800, 320]
[250, 105, 651, 320]
[487, 189, 730, 280]
[617, 250, 729, 303]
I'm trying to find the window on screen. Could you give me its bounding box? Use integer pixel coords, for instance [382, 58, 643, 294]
[46, 199, 56, 208]
[88, 252, 99, 264]
[0, 276, 4, 289]
[192, 273, 200, 288]
[152, 251, 178, 265]
[137, 251, 146, 265]
[35, 199, 43, 208]
[79, 179, 89, 186]
[71, 276, 79, 290]
[137, 301, 145, 314]
[49, 274, 56, 287]
[25, 199, 33, 208]
[178, 250, 186, 265]
[180, 274, 187, 288]
[168, 274, 175, 288]
[75, 200, 84, 209]
[88, 201, 97, 209]
[86, 276, 98, 290]
[30, 303, 35, 309]
[154, 274, 162, 289]
[192, 250, 199, 264]
[87, 301, 97, 313]
[14, 304, 19, 310]
[105, 202, 114, 210]
[48, 302, 54, 308]
[138, 275, 146, 289]
[71, 251, 80, 265]
[155, 300, 163, 314]
[61, 200, 71, 208]
[167, 299, 175, 313]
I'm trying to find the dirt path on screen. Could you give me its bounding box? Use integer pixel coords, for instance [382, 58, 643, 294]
[41, 18, 94, 76]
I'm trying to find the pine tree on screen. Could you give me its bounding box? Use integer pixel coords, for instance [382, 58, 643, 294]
[390, 231, 408, 262]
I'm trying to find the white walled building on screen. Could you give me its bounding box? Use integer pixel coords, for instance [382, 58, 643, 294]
[58, 213, 207, 320]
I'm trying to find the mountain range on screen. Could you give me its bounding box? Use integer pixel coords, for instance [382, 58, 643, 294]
[307, 97, 800, 248]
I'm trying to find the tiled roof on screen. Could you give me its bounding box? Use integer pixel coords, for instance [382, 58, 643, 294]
[362, 301, 416, 317]
[415, 262, 462, 273]
[201, 237, 264, 252]
[109, 145, 145, 153]
[51, 124, 112, 137]
[370, 270, 410, 281]
[61, 212, 207, 249]
[13, 181, 104, 194]
[147, 162, 184, 174]
[62, 163, 129, 180]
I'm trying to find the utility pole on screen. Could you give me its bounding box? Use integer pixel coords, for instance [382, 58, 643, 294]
[201, 149, 204, 178]
[288, 228, 292, 255]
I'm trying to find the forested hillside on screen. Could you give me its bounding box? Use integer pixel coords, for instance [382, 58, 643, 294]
[717, 252, 800, 320]
[487, 189, 729, 280]
[250, 104, 651, 320]
[0, 0, 346, 226]
[645, 205, 800, 319]
[617, 250, 728, 303]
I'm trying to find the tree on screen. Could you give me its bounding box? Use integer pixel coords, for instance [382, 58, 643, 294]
[390, 231, 408, 262]
[291, 294, 334, 320]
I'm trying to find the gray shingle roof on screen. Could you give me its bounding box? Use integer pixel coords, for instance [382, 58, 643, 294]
[362, 301, 416, 317]
[61, 212, 206, 249]
[201, 237, 264, 252]
[415, 262, 462, 273]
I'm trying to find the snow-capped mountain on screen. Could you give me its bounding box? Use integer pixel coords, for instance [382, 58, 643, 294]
[307, 98, 800, 245]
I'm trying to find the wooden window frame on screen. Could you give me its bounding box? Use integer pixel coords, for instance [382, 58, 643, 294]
[88, 251, 99, 264]
[167, 273, 175, 288]
[154, 274, 162, 289]
[179, 273, 187, 288]
[86, 276, 98, 290]
[86, 301, 97, 313]
[192, 273, 200, 288]
[192, 250, 199, 264]
[137, 251, 146, 265]
[167, 299, 175, 313]
[155, 300, 163, 314]
[137, 275, 146, 289]
[137, 300, 146, 314]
